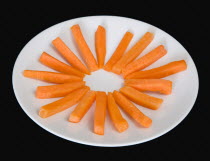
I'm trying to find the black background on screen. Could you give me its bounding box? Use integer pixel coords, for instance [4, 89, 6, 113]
[1, 1, 209, 160]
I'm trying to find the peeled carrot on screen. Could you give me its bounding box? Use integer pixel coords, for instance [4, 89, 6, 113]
[23, 70, 82, 83]
[120, 86, 163, 110]
[104, 32, 133, 71]
[69, 90, 96, 123]
[107, 92, 128, 133]
[113, 90, 152, 127]
[94, 91, 107, 135]
[52, 37, 90, 74]
[112, 32, 154, 74]
[39, 86, 89, 118]
[125, 79, 172, 95]
[126, 60, 187, 79]
[71, 24, 98, 72]
[36, 81, 86, 99]
[39, 52, 84, 77]
[122, 45, 167, 77]
[95, 25, 106, 68]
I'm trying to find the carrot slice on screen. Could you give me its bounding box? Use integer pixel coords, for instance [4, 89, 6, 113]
[107, 92, 128, 133]
[112, 32, 154, 74]
[122, 45, 167, 77]
[39, 52, 84, 77]
[36, 81, 86, 99]
[125, 79, 172, 95]
[23, 70, 82, 83]
[113, 90, 152, 127]
[104, 32, 133, 71]
[94, 91, 107, 135]
[126, 60, 187, 79]
[69, 90, 96, 123]
[52, 37, 90, 74]
[95, 25, 106, 68]
[120, 86, 163, 110]
[39, 86, 89, 118]
[71, 24, 98, 72]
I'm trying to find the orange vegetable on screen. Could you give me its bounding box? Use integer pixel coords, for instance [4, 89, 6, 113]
[52, 37, 90, 74]
[69, 90, 96, 123]
[39, 86, 89, 118]
[112, 32, 154, 74]
[122, 45, 167, 77]
[23, 70, 82, 83]
[107, 92, 128, 133]
[94, 91, 107, 135]
[120, 86, 163, 110]
[126, 60, 187, 79]
[104, 32, 133, 71]
[71, 24, 98, 72]
[113, 90, 152, 127]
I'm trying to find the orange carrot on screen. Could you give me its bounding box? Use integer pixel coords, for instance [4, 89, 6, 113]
[107, 92, 128, 133]
[125, 79, 172, 95]
[95, 25, 106, 68]
[94, 91, 107, 135]
[39, 52, 84, 77]
[36, 81, 86, 99]
[126, 60, 187, 79]
[104, 32, 133, 71]
[71, 24, 98, 72]
[122, 45, 167, 77]
[39, 86, 89, 118]
[113, 90, 152, 127]
[112, 32, 154, 74]
[120, 86, 163, 110]
[69, 90, 96, 123]
[52, 37, 90, 74]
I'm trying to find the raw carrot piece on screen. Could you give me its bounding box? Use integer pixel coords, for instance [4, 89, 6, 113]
[107, 92, 128, 133]
[71, 24, 98, 72]
[125, 79, 172, 95]
[113, 90, 152, 127]
[23, 70, 82, 83]
[122, 45, 167, 77]
[39, 52, 84, 77]
[69, 90, 96, 123]
[95, 25, 106, 68]
[94, 91, 107, 135]
[52, 37, 90, 74]
[36, 81, 86, 99]
[120, 86, 163, 110]
[112, 32, 154, 74]
[104, 32, 133, 71]
[39, 86, 89, 118]
[126, 60, 187, 79]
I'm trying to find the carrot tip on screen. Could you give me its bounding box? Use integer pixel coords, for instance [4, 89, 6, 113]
[69, 114, 81, 123]
[39, 109, 48, 118]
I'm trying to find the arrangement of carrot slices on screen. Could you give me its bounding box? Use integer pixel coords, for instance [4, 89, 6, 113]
[23, 24, 188, 135]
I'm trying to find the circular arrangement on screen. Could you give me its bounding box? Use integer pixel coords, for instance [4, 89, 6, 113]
[13, 16, 199, 147]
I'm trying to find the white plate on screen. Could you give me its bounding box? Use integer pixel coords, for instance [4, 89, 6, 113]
[12, 16, 199, 147]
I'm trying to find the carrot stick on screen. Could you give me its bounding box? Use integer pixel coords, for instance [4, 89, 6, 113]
[71, 24, 98, 72]
[107, 92, 128, 133]
[104, 32, 133, 71]
[39, 86, 89, 118]
[113, 90, 152, 127]
[36, 81, 86, 99]
[23, 70, 82, 83]
[125, 79, 172, 95]
[95, 25, 106, 68]
[120, 86, 163, 110]
[126, 60, 187, 79]
[94, 91, 107, 135]
[69, 90, 96, 123]
[112, 32, 154, 74]
[52, 37, 90, 74]
[122, 45, 167, 77]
